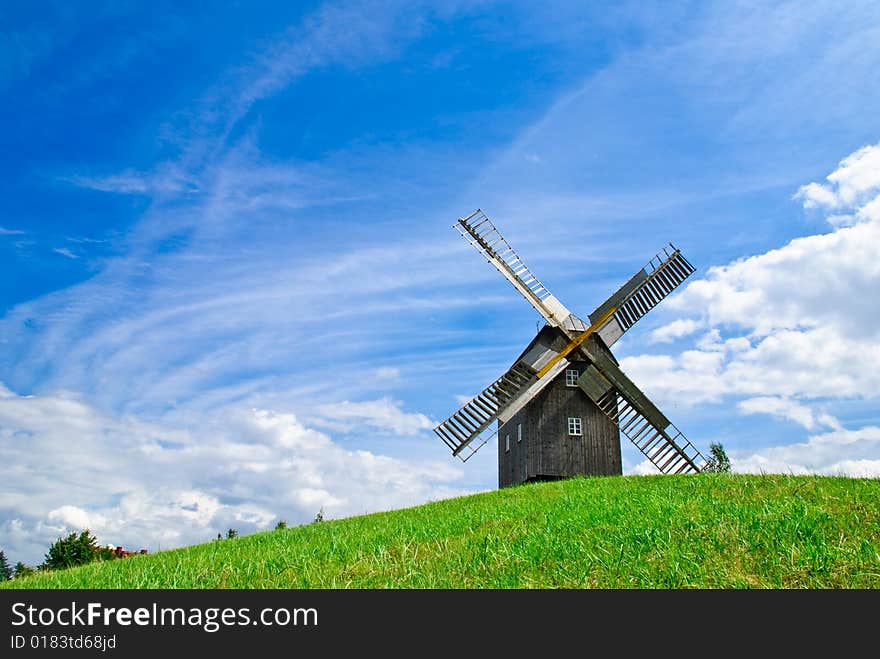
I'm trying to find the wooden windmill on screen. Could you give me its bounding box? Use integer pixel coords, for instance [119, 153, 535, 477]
[433, 209, 708, 487]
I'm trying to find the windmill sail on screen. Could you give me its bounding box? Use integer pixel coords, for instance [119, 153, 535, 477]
[436, 208, 708, 475]
[589, 244, 695, 347]
[434, 361, 537, 460]
[454, 209, 588, 333]
[577, 343, 708, 473]
[434, 337, 570, 461]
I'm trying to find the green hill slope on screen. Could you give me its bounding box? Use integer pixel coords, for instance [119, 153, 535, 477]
[5, 474, 879, 589]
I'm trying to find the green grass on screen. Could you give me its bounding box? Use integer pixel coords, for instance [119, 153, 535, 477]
[4, 474, 879, 588]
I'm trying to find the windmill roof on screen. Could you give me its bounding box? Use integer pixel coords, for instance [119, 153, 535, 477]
[508, 323, 618, 372]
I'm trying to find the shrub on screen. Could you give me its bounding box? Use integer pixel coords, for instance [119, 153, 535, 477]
[42, 530, 104, 571]
[704, 442, 732, 473]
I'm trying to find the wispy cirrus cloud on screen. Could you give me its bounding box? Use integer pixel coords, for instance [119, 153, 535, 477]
[1, 1, 531, 565]
[5, 1, 880, 568]
[51, 247, 78, 259]
[64, 168, 198, 197]
[311, 397, 435, 436]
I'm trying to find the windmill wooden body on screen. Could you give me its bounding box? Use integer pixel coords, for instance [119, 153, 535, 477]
[433, 209, 708, 487]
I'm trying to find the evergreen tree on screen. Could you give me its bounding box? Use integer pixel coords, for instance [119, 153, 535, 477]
[42, 530, 103, 571]
[0, 549, 12, 581]
[14, 562, 34, 579]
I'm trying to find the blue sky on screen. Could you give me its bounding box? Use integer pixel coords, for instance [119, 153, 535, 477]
[2, 0, 880, 565]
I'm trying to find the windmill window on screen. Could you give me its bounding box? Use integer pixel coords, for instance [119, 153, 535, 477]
[505, 434, 510, 452]
[568, 417, 582, 436]
[517, 423, 522, 442]
[565, 369, 579, 387]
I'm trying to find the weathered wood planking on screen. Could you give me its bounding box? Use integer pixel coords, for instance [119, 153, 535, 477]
[497, 334, 622, 488]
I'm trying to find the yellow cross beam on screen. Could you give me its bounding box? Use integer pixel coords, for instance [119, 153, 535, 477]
[536, 306, 617, 379]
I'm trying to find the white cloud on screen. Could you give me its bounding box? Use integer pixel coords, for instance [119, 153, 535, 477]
[47, 505, 106, 531]
[824, 213, 857, 228]
[823, 460, 880, 478]
[0, 384, 464, 565]
[667, 216, 880, 335]
[633, 421, 880, 478]
[809, 425, 880, 446]
[733, 425, 880, 477]
[649, 318, 702, 343]
[630, 459, 658, 476]
[0, 227, 25, 235]
[311, 397, 434, 436]
[826, 144, 880, 206]
[795, 181, 841, 209]
[794, 142, 880, 225]
[859, 195, 880, 222]
[738, 396, 840, 431]
[622, 206, 880, 407]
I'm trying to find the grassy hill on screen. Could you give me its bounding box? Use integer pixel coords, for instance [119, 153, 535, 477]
[4, 474, 879, 589]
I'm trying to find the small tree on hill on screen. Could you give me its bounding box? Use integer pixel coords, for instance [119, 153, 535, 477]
[14, 562, 34, 579]
[226, 528, 238, 539]
[0, 549, 12, 581]
[704, 442, 732, 473]
[42, 530, 103, 571]
[275, 520, 287, 530]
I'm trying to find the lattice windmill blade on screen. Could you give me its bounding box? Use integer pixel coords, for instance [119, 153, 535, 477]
[433, 298, 620, 462]
[435, 206, 709, 483]
[434, 359, 569, 462]
[434, 332, 572, 461]
[588, 244, 696, 348]
[455, 209, 588, 334]
[577, 341, 709, 474]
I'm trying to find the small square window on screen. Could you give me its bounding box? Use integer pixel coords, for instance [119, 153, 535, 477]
[517, 423, 522, 442]
[565, 369, 579, 387]
[568, 417, 582, 436]
[505, 434, 510, 452]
